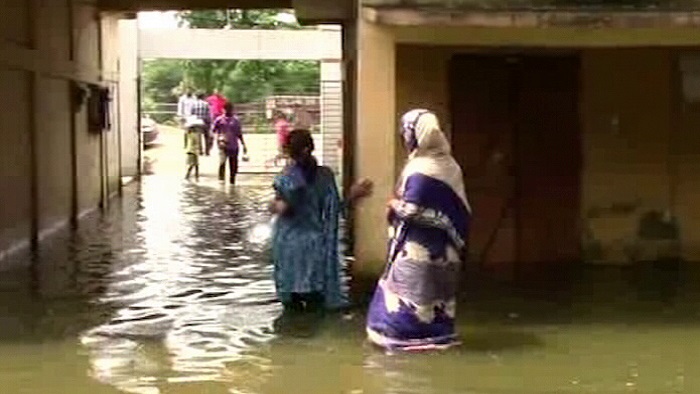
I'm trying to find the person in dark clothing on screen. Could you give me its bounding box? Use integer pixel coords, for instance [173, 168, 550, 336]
[190, 93, 213, 155]
[212, 103, 247, 184]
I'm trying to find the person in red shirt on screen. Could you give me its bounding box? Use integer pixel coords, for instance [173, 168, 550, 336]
[206, 89, 228, 120]
[272, 110, 291, 166]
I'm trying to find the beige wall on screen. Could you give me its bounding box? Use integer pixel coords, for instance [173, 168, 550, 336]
[355, 19, 700, 272]
[0, 0, 30, 46]
[0, 2, 33, 266]
[0, 69, 33, 266]
[36, 77, 73, 238]
[353, 19, 396, 280]
[74, 7, 106, 215]
[387, 43, 700, 265]
[0, 0, 127, 269]
[102, 16, 123, 200]
[675, 70, 700, 262]
[395, 46, 453, 176]
[118, 19, 140, 178]
[580, 49, 675, 263]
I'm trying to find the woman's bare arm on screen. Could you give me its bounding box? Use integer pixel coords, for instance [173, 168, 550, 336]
[269, 193, 290, 215]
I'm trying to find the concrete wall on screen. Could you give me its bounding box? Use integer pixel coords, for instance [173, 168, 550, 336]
[676, 54, 700, 261]
[388, 44, 700, 265]
[394, 45, 453, 177]
[102, 15, 123, 200]
[119, 20, 140, 178]
[139, 27, 342, 61]
[354, 19, 396, 280]
[0, 69, 33, 266]
[584, 49, 700, 263]
[75, 3, 107, 215]
[580, 49, 676, 264]
[0, 0, 128, 269]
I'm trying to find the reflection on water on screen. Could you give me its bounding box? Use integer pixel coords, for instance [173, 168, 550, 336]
[1, 175, 700, 393]
[79, 177, 281, 393]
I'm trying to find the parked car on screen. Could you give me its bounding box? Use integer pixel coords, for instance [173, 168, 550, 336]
[141, 115, 159, 146]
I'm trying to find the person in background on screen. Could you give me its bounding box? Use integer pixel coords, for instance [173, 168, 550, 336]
[366, 110, 471, 351]
[213, 103, 247, 185]
[177, 90, 194, 147]
[177, 90, 194, 120]
[184, 116, 204, 181]
[273, 110, 291, 166]
[207, 89, 228, 120]
[190, 93, 213, 155]
[292, 103, 313, 131]
[269, 129, 372, 312]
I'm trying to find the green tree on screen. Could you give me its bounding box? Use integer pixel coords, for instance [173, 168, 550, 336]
[174, 9, 311, 101]
[142, 59, 184, 103]
[141, 59, 185, 123]
[177, 9, 299, 29]
[141, 9, 320, 123]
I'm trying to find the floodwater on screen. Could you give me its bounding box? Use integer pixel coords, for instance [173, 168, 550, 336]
[3, 174, 700, 394]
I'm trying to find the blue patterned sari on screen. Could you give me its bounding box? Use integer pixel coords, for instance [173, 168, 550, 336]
[272, 164, 346, 310]
[367, 109, 471, 351]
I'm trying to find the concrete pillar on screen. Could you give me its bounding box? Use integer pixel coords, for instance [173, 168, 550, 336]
[118, 19, 139, 178]
[353, 19, 396, 282]
[341, 21, 357, 195]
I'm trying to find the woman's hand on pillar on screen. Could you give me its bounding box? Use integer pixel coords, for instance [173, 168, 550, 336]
[348, 179, 373, 203]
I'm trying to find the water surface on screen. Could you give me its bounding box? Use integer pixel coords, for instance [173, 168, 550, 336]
[1, 175, 700, 393]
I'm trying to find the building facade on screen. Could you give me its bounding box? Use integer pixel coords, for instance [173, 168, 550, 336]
[4, 0, 700, 289]
[352, 0, 700, 285]
[0, 1, 140, 269]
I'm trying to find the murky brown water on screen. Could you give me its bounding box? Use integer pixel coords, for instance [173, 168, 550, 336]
[3, 174, 700, 393]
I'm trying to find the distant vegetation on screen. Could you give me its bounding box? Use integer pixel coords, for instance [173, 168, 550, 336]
[141, 9, 321, 123]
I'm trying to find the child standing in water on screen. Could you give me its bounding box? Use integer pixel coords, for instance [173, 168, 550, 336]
[184, 117, 204, 181]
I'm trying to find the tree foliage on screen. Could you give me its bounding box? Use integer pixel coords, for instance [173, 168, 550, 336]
[141, 9, 320, 120]
[177, 9, 299, 29]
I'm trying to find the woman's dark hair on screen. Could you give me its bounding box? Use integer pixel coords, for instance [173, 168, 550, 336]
[285, 129, 317, 182]
[286, 129, 314, 159]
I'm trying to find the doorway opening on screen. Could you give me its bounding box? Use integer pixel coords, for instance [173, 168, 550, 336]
[450, 54, 582, 284]
[123, 10, 344, 185]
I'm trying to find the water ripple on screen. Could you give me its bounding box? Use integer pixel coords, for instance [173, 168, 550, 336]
[76, 177, 282, 392]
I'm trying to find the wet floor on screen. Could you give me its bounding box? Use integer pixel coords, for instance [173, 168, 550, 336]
[3, 173, 700, 393]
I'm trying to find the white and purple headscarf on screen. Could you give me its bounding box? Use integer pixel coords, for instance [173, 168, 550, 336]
[398, 109, 471, 215]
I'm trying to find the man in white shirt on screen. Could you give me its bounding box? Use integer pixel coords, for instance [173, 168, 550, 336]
[177, 91, 194, 122]
[177, 91, 194, 147]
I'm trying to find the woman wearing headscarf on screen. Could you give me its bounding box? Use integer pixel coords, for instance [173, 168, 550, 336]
[270, 129, 372, 312]
[366, 110, 471, 351]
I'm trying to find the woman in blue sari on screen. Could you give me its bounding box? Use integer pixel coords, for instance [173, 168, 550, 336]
[271, 129, 372, 312]
[366, 110, 471, 351]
